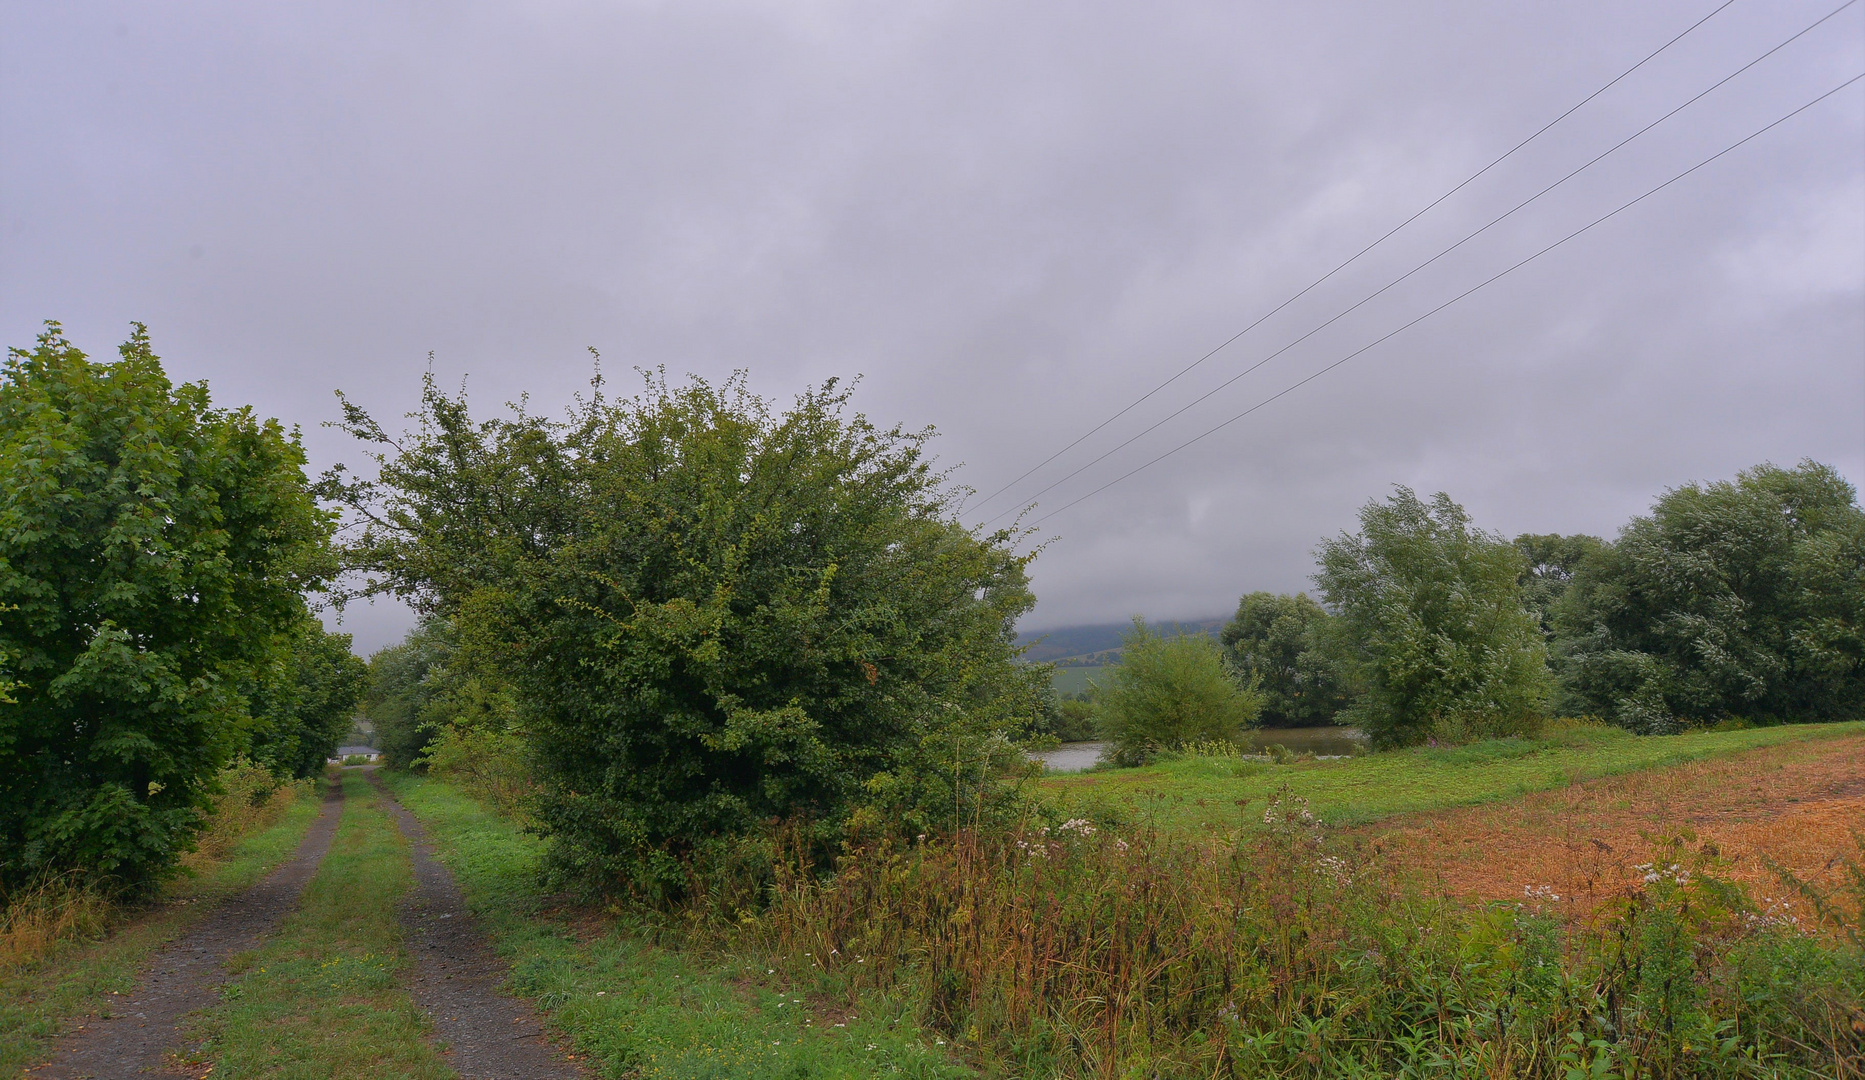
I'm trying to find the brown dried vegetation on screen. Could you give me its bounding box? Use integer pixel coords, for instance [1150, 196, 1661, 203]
[1361, 732, 1865, 926]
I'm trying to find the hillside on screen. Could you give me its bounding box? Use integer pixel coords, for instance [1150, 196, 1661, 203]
[1015, 617, 1227, 665]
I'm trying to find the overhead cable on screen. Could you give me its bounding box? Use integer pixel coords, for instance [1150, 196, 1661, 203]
[1021, 70, 1865, 529]
[965, 0, 1742, 514]
[984, 0, 1859, 529]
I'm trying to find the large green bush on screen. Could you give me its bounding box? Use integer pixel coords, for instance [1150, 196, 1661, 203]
[332, 370, 1045, 895]
[1315, 487, 1551, 748]
[1098, 619, 1260, 765]
[1555, 461, 1863, 731]
[1219, 591, 1353, 727]
[0, 324, 333, 892]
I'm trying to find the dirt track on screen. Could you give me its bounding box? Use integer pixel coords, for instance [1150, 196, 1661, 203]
[29, 782, 346, 1078]
[27, 773, 585, 1078]
[366, 771, 583, 1079]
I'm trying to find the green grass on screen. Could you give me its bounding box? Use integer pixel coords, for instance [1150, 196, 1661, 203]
[0, 780, 325, 1077]
[1048, 666, 1105, 696]
[1046, 719, 1865, 831]
[384, 773, 971, 1079]
[180, 770, 451, 1079]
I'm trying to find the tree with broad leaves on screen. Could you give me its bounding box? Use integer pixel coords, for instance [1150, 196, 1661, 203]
[325, 367, 1046, 898]
[0, 324, 335, 893]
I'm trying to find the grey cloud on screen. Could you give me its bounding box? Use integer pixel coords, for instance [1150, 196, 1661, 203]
[3, 0, 1859, 651]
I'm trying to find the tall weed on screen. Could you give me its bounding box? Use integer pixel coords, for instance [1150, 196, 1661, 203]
[0, 873, 111, 970]
[711, 790, 1862, 1078]
[185, 758, 306, 864]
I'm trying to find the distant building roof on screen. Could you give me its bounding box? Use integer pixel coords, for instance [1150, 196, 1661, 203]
[333, 745, 380, 757]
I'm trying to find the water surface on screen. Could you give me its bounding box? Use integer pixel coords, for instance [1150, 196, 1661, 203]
[1030, 727, 1365, 772]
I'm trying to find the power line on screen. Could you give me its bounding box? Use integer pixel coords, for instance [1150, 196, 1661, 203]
[1023, 70, 1865, 530]
[965, 0, 1742, 514]
[980, 0, 1859, 529]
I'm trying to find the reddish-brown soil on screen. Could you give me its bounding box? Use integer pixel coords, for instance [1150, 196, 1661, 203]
[365, 770, 584, 1079]
[28, 781, 345, 1078]
[1358, 733, 1865, 923]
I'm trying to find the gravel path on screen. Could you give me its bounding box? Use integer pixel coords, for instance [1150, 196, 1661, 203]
[366, 771, 584, 1079]
[29, 780, 345, 1078]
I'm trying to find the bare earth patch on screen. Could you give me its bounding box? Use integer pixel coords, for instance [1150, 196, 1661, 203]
[365, 771, 583, 1080]
[28, 781, 344, 1078]
[1359, 732, 1865, 922]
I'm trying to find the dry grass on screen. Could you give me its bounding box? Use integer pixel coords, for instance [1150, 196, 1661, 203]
[1360, 732, 1865, 926]
[0, 875, 112, 970]
[181, 760, 310, 869]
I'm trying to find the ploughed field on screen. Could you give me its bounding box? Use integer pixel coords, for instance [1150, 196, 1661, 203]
[1361, 731, 1865, 923]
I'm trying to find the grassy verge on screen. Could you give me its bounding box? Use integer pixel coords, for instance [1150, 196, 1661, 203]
[179, 770, 451, 1079]
[383, 772, 971, 1080]
[0, 777, 324, 1077]
[1047, 719, 1865, 831]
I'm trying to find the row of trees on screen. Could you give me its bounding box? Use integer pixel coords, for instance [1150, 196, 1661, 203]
[1216, 464, 1863, 746]
[0, 326, 365, 894]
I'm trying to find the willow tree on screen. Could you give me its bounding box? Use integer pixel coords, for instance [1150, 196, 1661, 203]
[1315, 488, 1551, 747]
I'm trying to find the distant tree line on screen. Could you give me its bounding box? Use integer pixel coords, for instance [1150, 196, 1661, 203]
[1208, 462, 1862, 747]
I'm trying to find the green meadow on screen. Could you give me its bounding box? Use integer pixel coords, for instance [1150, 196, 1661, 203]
[1043, 719, 1865, 832]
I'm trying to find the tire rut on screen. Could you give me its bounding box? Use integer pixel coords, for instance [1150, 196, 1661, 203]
[365, 771, 583, 1079]
[29, 780, 346, 1078]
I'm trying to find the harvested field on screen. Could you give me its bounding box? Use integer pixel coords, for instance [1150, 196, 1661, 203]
[1360, 731, 1865, 925]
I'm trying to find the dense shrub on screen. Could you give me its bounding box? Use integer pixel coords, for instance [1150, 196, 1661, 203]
[332, 370, 1046, 897]
[1315, 487, 1551, 747]
[2, 758, 304, 970]
[735, 798, 1863, 1078]
[1556, 461, 1864, 732]
[1220, 591, 1353, 727]
[1098, 619, 1260, 765]
[419, 725, 536, 818]
[1053, 695, 1101, 743]
[0, 324, 333, 894]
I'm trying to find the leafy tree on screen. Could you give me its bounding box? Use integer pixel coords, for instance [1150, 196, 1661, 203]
[1219, 592, 1352, 727]
[1513, 533, 1606, 639]
[1032, 691, 1099, 744]
[0, 324, 332, 891]
[359, 619, 512, 769]
[1098, 619, 1261, 765]
[330, 370, 1044, 895]
[1315, 487, 1551, 748]
[1555, 462, 1863, 731]
[246, 618, 368, 779]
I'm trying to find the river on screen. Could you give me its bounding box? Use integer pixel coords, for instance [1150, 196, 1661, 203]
[1031, 726, 1367, 773]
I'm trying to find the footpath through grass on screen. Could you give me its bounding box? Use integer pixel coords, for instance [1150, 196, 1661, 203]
[0, 778, 324, 1077]
[179, 769, 451, 1079]
[1047, 719, 1865, 831]
[384, 772, 971, 1080]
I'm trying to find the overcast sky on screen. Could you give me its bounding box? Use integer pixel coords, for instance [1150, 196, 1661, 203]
[4, 0, 1861, 652]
